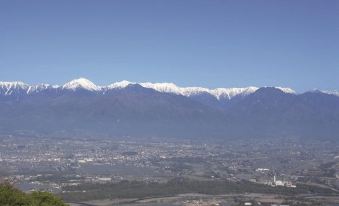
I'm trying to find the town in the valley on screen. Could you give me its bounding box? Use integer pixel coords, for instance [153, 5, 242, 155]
[0, 135, 338, 206]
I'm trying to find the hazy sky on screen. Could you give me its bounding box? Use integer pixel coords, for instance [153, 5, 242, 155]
[0, 0, 338, 91]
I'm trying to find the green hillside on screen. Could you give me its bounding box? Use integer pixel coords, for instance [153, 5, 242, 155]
[0, 183, 67, 206]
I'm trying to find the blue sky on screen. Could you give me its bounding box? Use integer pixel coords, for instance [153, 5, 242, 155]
[0, 0, 338, 91]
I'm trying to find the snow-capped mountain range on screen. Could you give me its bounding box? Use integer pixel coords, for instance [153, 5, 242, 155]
[1, 78, 339, 139]
[0, 77, 301, 99]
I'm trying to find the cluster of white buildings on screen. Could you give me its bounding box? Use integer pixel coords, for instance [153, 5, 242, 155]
[255, 168, 296, 188]
[270, 175, 296, 188]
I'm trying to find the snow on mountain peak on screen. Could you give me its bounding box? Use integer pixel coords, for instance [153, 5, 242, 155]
[211, 87, 259, 99]
[62, 78, 100, 91]
[0, 81, 28, 88]
[140, 82, 211, 96]
[140, 82, 258, 99]
[321, 90, 339, 96]
[140, 82, 183, 94]
[275, 87, 296, 94]
[0, 81, 29, 95]
[27, 84, 53, 94]
[107, 80, 132, 89]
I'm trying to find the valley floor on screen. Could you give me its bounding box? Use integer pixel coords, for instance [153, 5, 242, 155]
[67, 193, 339, 206]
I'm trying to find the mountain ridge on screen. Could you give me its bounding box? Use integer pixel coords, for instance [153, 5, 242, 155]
[0, 78, 298, 99]
[0, 78, 338, 140]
